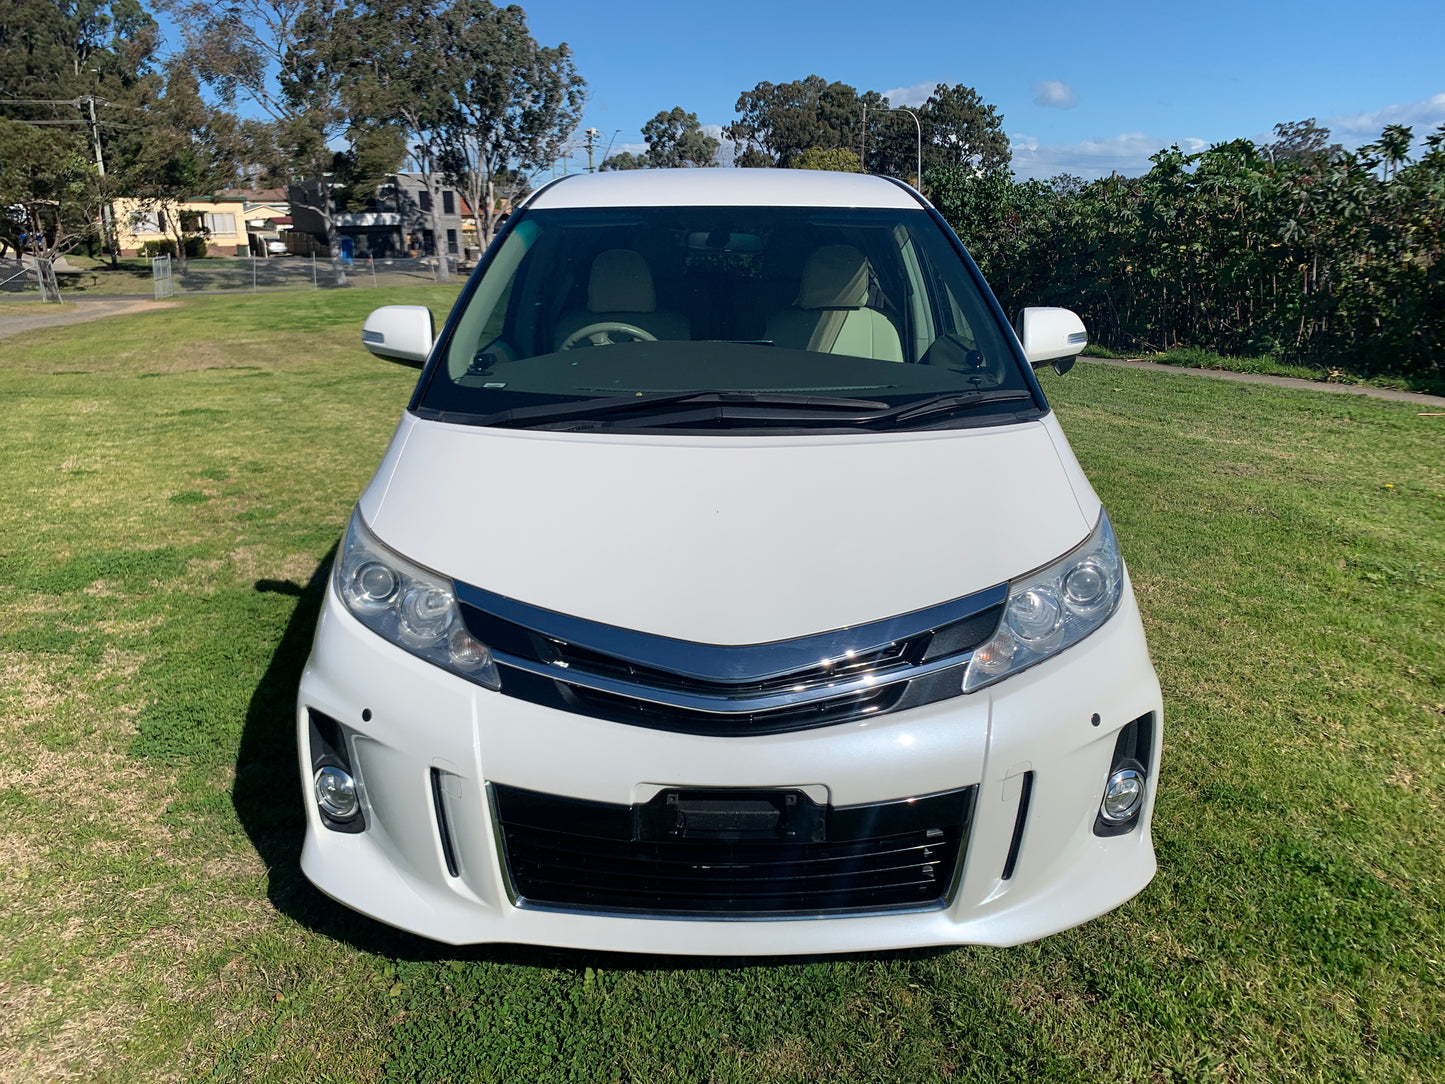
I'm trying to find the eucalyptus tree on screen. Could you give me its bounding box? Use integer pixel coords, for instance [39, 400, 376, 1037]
[725, 76, 883, 168]
[0, 119, 97, 260]
[920, 83, 1009, 174]
[598, 150, 644, 171]
[347, 0, 455, 253]
[160, 0, 352, 249]
[641, 107, 719, 168]
[0, 0, 164, 262]
[123, 61, 249, 271]
[436, 0, 586, 246]
[1264, 118, 1342, 165]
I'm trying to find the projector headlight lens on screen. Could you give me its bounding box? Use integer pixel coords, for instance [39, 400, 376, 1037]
[964, 511, 1124, 692]
[334, 508, 500, 689]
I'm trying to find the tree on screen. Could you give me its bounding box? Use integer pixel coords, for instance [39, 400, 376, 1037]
[640, 107, 719, 168]
[794, 146, 859, 172]
[920, 84, 1009, 174]
[160, 0, 352, 250]
[1376, 123, 1414, 179]
[123, 62, 242, 270]
[1264, 118, 1343, 166]
[599, 150, 645, 171]
[347, 0, 455, 256]
[0, 119, 98, 260]
[0, 0, 161, 107]
[725, 76, 883, 167]
[0, 0, 165, 263]
[331, 123, 407, 211]
[437, 0, 585, 247]
[869, 83, 1008, 180]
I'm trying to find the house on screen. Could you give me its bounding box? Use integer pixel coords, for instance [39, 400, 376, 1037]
[289, 173, 470, 259]
[111, 192, 295, 257]
[218, 188, 294, 254]
[112, 197, 250, 256]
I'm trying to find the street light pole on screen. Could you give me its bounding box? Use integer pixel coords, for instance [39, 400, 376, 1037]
[584, 127, 599, 173]
[895, 107, 923, 189]
[861, 104, 924, 187]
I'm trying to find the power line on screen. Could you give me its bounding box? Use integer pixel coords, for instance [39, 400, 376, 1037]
[0, 97, 97, 107]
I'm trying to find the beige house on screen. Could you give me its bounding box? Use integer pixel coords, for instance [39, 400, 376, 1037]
[112, 197, 253, 257]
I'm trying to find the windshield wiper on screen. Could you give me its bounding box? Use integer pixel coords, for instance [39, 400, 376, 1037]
[464, 391, 890, 429]
[867, 389, 1034, 427]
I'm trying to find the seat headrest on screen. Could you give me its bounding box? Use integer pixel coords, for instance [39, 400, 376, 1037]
[798, 245, 870, 309]
[588, 249, 655, 313]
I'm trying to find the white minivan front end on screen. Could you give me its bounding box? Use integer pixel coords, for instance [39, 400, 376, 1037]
[297, 169, 1162, 954]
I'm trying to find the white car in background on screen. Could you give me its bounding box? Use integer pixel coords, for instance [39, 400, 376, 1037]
[300, 168, 1162, 954]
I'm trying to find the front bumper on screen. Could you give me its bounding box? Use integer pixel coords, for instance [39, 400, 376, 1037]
[296, 579, 1162, 955]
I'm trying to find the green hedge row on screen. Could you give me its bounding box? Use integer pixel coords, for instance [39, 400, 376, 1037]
[929, 128, 1445, 379]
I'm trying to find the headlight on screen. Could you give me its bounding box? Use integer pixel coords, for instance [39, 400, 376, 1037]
[962, 511, 1123, 692]
[334, 508, 500, 689]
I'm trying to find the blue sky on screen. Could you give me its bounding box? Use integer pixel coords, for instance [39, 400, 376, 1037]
[516, 0, 1445, 178]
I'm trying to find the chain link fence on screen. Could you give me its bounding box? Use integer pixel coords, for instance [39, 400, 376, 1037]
[162, 254, 460, 294]
[0, 258, 50, 298]
[1, 254, 461, 298]
[152, 255, 174, 300]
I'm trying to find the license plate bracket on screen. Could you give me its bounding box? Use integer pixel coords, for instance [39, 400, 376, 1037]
[634, 788, 827, 842]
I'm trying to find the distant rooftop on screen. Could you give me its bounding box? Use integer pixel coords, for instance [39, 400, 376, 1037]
[216, 188, 288, 202]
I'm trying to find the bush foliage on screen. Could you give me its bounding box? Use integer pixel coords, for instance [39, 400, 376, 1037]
[929, 125, 1445, 381]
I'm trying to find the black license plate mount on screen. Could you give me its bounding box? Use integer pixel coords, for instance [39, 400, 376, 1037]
[633, 788, 827, 843]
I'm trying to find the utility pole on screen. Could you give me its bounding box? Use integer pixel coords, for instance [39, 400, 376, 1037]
[82, 95, 119, 268]
[860, 103, 867, 171]
[585, 127, 599, 173]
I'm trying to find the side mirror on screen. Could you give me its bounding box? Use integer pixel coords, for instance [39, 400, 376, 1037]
[1015, 307, 1087, 374]
[361, 305, 434, 363]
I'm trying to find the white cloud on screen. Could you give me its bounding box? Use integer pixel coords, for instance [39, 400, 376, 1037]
[1032, 80, 1077, 109]
[995, 91, 1445, 182]
[880, 81, 939, 108]
[1320, 92, 1445, 145]
[1009, 131, 1206, 180]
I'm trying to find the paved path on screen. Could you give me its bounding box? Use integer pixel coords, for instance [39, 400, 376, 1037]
[1080, 356, 1445, 407]
[0, 298, 175, 341]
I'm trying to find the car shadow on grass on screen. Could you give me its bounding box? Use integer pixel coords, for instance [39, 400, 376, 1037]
[235, 554, 954, 973]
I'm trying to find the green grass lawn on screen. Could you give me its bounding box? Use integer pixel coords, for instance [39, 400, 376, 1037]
[1, 292, 1441, 1082]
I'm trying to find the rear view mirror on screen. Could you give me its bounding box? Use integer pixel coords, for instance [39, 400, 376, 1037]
[1015, 307, 1087, 373]
[362, 306, 434, 363]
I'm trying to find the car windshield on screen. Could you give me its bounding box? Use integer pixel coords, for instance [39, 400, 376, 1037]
[419, 205, 1036, 431]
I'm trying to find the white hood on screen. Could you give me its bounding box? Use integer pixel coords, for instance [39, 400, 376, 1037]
[361, 413, 1098, 645]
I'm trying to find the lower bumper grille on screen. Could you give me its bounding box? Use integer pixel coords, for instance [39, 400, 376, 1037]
[492, 784, 975, 916]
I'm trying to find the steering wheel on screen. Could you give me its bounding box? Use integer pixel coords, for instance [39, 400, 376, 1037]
[560, 321, 657, 349]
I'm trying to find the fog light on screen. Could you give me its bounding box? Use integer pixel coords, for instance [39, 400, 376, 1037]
[314, 765, 359, 819]
[1100, 768, 1144, 823]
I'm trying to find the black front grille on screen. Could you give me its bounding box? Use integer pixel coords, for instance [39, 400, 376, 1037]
[493, 783, 975, 915]
[566, 681, 905, 736]
[550, 638, 915, 698]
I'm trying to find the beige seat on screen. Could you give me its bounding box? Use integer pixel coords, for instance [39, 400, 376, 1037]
[765, 245, 903, 362]
[553, 249, 690, 349]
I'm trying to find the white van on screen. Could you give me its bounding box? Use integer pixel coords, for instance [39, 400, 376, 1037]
[300, 169, 1162, 954]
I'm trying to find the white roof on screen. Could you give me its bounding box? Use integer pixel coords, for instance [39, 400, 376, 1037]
[527, 168, 922, 210]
